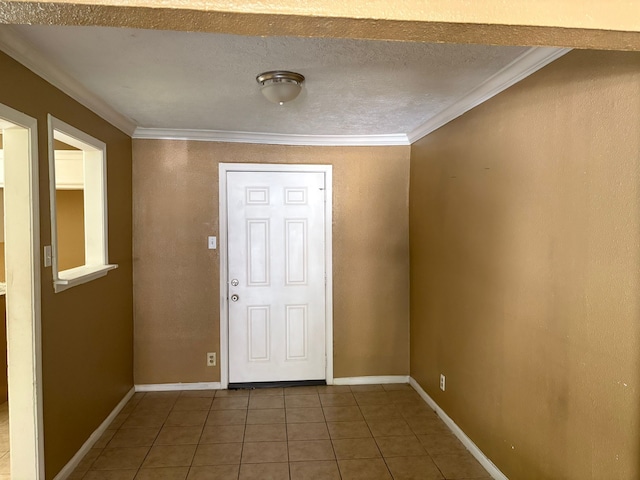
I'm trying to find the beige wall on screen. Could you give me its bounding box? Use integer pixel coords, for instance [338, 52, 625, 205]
[0, 295, 6, 404]
[2, 0, 640, 50]
[133, 140, 410, 384]
[56, 189, 85, 271]
[409, 50, 640, 479]
[0, 51, 134, 479]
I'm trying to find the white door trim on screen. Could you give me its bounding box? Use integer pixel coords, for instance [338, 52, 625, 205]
[0, 103, 44, 479]
[219, 163, 333, 388]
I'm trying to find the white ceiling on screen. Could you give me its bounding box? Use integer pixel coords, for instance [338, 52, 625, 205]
[1, 25, 568, 144]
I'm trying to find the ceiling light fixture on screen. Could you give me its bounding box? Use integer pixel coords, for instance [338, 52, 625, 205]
[256, 71, 305, 105]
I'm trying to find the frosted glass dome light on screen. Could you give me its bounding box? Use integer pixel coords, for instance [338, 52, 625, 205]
[257, 71, 305, 105]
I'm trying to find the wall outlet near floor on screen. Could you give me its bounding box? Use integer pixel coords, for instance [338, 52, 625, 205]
[207, 352, 216, 367]
[440, 374, 446, 391]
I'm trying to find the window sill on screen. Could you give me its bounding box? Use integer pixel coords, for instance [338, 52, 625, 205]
[54, 264, 118, 293]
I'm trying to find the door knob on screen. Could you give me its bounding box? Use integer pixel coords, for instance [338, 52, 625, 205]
[231, 279, 239, 286]
[230, 294, 239, 302]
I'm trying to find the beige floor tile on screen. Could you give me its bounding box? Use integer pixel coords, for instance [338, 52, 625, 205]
[179, 390, 216, 398]
[134, 466, 189, 479]
[284, 386, 320, 396]
[359, 404, 403, 420]
[288, 440, 335, 462]
[382, 384, 413, 392]
[211, 397, 249, 410]
[400, 403, 437, 418]
[110, 413, 131, 429]
[431, 453, 489, 479]
[249, 388, 284, 397]
[332, 438, 380, 460]
[285, 395, 321, 408]
[349, 385, 385, 393]
[206, 409, 247, 426]
[290, 460, 340, 480]
[366, 418, 413, 437]
[244, 424, 287, 442]
[353, 392, 394, 406]
[287, 422, 329, 441]
[83, 470, 138, 480]
[172, 397, 213, 411]
[121, 412, 168, 429]
[238, 462, 289, 479]
[388, 391, 423, 404]
[91, 447, 150, 471]
[165, 410, 208, 427]
[286, 407, 325, 424]
[73, 447, 103, 473]
[187, 464, 240, 479]
[316, 385, 351, 394]
[404, 416, 451, 436]
[338, 458, 392, 479]
[132, 402, 174, 415]
[385, 455, 444, 480]
[319, 393, 357, 407]
[322, 406, 363, 422]
[375, 435, 427, 457]
[326, 421, 372, 439]
[143, 392, 181, 401]
[192, 443, 243, 466]
[241, 441, 288, 463]
[109, 427, 160, 448]
[94, 429, 118, 448]
[142, 444, 196, 468]
[417, 434, 468, 456]
[215, 389, 249, 397]
[246, 408, 286, 425]
[248, 396, 285, 410]
[200, 425, 245, 444]
[155, 426, 203, 445]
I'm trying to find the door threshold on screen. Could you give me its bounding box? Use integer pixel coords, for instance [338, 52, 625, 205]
[228, 379, 326, 390]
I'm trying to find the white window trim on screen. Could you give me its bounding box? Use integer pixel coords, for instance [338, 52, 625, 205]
[47, 115, 117, 293]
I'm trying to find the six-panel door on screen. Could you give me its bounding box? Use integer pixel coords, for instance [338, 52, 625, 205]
[227, 171, 326, 383]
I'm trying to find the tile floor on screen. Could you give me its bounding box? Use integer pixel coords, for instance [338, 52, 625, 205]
[0, 403, 8, 480]
[69, 384, 492, 480]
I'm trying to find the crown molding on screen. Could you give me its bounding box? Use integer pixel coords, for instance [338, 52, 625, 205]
[407, 46, 572, 143]
[0, 26, 137, 136]
[133, 128, 411, 146]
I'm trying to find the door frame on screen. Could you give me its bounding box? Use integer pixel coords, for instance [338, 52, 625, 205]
[0, 103, 45, 479]
[219, 163, 333, 388]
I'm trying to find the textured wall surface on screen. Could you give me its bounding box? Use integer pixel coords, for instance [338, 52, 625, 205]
[410, 50, 640, 479]
[133, 141, 410, 384]
[0, 51, 133, 479]
[56, 189, 85, 270]
[1, 0, 639, 50]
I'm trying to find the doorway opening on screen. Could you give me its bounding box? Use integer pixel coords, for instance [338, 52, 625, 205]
[0, 103, 44, 479]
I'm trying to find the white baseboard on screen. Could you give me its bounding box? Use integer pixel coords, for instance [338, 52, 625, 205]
[135, 382, 222, 392]
[53, 387, 135, 480]
[333, 375, 410, 385]
[409, 377, 508, 480]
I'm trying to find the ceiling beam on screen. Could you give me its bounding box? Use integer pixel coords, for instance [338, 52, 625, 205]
[0, 0, 639, 51]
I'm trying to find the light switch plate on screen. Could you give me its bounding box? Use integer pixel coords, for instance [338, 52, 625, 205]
[44, 245, 52, 267]
[208, 236, 217, 250]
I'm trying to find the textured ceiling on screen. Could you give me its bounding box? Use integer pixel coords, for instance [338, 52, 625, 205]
[9, 25, 530, 136]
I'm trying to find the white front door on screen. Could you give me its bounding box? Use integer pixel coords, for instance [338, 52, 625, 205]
[226, 170, 327, 384]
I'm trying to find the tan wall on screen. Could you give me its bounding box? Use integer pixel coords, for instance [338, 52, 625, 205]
[0, 51, 133, 479]
[3, 0, 640, 50]
[133, 140, 410, 384]
[409, 50, 640, 480]
[56, 189, 85, 270]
